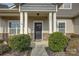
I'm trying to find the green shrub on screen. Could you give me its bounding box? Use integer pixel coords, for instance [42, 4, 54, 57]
[8, 34, 31, 52]
[48, 32, 68, 52]
[0, 44, 11, 55]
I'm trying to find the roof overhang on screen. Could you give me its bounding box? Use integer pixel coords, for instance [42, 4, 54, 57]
[20, 3, 62, 12]
[0, 8, 19, 12]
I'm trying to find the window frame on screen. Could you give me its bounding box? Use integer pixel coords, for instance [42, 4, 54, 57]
[57, 21, 66, 33]
[59, 3, 72, 9]
[8, 20, 20, 36]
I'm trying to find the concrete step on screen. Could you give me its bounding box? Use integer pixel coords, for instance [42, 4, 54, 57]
[31, 45, 48, 56]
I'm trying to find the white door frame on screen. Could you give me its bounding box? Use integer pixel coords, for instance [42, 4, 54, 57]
[33, 20, 43, 40]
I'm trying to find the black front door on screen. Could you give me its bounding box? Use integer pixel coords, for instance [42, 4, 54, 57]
[34, 23, 42, 40]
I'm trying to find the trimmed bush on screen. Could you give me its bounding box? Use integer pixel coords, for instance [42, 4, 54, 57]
[8, 34, 31, 52]
[48, 32, 68, 52]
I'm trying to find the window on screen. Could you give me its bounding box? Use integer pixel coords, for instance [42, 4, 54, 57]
[60, 3, 72, 9]
[8, 20, 20, 35]
[57, 22, 65, 33]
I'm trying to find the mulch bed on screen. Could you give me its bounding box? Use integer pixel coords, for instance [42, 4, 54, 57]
[45, 47, 79, 56]
[45, 47, 67, 56]
[0, 47, 32, 56]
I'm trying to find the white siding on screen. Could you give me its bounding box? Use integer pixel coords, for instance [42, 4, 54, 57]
[74, 17, 79, 34]
[28, 17, 74, 34]
[0, 17, 3, 33]
[28, 19, 49, 33]
[3, 20, 8, 33]
[57, 3, 79, 17]
[0, 18, 8, 33]
[57, 19, 74, 33]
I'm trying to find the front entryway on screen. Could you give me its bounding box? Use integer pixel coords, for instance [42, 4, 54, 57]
[34, 22, 42, 40]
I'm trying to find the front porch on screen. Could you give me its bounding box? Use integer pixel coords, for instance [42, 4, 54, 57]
[0, 3, 60, 40]
[20, 12, 57, 40]
[0, 12, 57, 41]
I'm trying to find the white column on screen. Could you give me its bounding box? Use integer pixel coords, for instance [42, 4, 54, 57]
[49, 12, 53, 34]
[24, 12, 28, 34]
[53, 12, 57, 32]
[20, 12, 23, 34]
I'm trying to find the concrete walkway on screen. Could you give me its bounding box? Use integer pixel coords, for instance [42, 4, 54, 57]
[31, 41, 48, 56]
